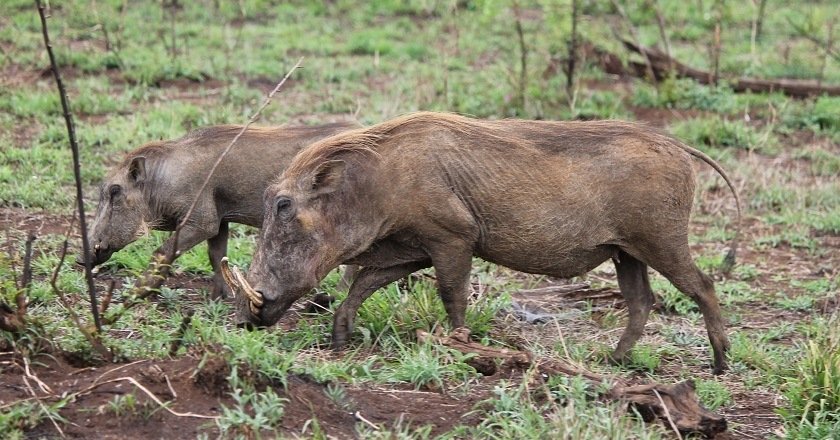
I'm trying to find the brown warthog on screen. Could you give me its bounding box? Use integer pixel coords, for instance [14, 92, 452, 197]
[231, 112, 741, 374]
[78, 122, 358, 298]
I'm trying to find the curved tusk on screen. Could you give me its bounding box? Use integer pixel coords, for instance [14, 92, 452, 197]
[220, 257, 264, 308]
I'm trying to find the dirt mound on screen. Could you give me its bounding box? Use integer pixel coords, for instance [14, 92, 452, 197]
[0, 351, 492, 438]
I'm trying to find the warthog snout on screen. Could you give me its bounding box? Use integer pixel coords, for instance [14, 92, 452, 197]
[75, 242, 113, 267]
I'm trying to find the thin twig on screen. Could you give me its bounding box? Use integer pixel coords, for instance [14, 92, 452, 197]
[164, 374, 177, 399]
[22, 376, 66, 438]
[23, 355, 53, 395]
[171, 57, 304, 258]
[353, 411, 380, 430]
[35, 0, 102, 333]
[101, 59, 303, 327]
[649, 0, 673, 71]
[653, 389, 684, 440]
[96, 376, 218, 419]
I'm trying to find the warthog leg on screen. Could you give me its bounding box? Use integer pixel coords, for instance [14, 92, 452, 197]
[644, 243, 730, 374]
[611, 250, 655, 363]
[332, 260, 431, 349]
[207, 222, 230, 300]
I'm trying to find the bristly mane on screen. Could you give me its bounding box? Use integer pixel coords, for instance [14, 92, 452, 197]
[283, 112, 501, 178]
[117, 123, 358, 168]
[117, 141, 167, 168]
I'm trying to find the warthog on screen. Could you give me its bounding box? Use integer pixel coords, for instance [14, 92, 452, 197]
[78, 122, 358, 298]
[230, 112, 741, 374]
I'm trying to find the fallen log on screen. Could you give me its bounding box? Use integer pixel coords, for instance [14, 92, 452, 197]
[586, 39, 840, 98]
[418, 328, 727, 437]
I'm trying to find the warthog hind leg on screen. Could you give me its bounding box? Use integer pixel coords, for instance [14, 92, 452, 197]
[611, 250, 655, 364]
[644, 243, 730, 374]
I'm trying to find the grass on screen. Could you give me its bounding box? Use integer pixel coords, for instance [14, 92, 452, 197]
[778, 315, 840, 439]
[0, 0, 839, 437]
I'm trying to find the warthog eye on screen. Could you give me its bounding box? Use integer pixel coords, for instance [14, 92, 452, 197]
[109, 185, 122, 199]
[276, 196, 294, 219]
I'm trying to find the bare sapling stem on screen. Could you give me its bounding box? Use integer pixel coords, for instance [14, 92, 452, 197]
[649, 0, 673, 71]
[711, 0, 723, 85]
[611, 0, 657, 82]
[512, 1, 528, 112]
[566, 0, 580, 102]
[36, 0, 102, 333]
[0, 233, 35, 333]
[755, 0, 767, 42]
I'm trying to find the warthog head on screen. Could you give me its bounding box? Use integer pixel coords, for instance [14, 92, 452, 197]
[77, 156, 150, 267]
[232, 147, 378, 327]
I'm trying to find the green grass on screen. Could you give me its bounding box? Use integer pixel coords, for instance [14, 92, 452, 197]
[670, 115, 778, 155]
[778, 315, 840, 439]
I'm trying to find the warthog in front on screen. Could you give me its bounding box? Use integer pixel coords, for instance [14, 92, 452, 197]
[78, 122, 358, 298]
[230, 112, 741, 374]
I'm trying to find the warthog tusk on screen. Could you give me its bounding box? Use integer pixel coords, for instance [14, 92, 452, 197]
[220, 257, 264, 308]
[94, 244, 101, 251]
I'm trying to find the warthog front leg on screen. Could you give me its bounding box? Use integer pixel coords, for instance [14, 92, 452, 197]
[332, 260, 431, 348]
[207, 222, 230, 300]
[426, 239, 475, 330]
[140, 222, 218, 293]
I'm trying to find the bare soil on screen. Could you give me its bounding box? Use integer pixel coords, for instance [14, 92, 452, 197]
[0, 351, 503, 439]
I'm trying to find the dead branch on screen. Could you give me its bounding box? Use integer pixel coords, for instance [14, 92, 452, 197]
[0, 233, 36, 333]
[587, 38, 840, 98]
[36, 0, 102, 333]
[418, 328, 727, 437]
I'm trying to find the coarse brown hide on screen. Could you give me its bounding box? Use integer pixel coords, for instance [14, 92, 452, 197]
[78, 122, 359, 298]
[240, 112, 741, 374]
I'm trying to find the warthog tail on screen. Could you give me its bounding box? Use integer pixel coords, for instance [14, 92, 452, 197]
[675, 143, 742, 274]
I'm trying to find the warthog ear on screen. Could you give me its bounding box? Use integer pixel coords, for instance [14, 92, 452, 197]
[128, 156, 146, 184]
[309, 160, 345, 195]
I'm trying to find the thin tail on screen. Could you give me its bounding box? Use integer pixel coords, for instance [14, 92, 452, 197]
[676, 143, 742, 274]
